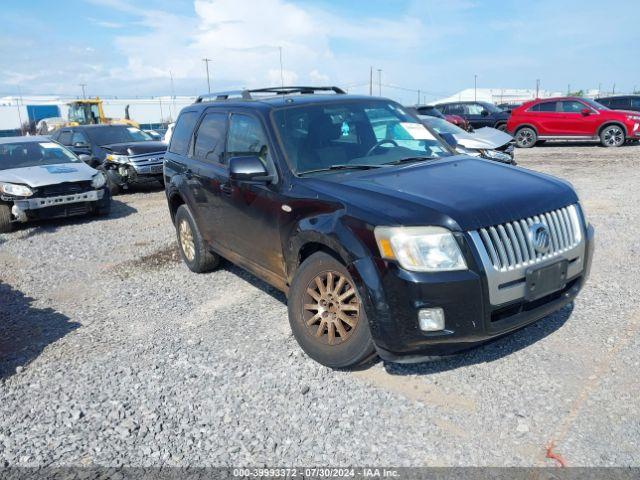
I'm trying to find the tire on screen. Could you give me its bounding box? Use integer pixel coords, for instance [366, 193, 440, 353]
[288, 252, 376, 369]
[0, 203, 13, 234]
[174, 204, 219, 273]
[101, 168, 122, 196]
[600, 125, 626, 147]
[93, 199, 111, 217]
[515, 127, 537, 148]
[495, 123, 507, 132]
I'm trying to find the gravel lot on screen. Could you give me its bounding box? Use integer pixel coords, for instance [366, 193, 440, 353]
[1, 143, 639, 468]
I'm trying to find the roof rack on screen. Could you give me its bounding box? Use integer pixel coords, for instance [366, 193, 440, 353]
[195, 86, 346, 103]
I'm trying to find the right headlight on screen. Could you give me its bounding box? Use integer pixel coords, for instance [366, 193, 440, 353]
[105, 154, 130, 164]
[0, 182, 33, 197]
[374, 226, 467, 272]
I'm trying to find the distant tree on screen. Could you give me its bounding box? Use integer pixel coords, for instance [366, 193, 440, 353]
[568, 89, 585, 97]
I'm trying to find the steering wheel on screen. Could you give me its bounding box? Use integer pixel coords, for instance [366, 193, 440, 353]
[365, 139, 398, 157]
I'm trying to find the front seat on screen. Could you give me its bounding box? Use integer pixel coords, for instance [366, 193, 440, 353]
[297, 115, 346, 172]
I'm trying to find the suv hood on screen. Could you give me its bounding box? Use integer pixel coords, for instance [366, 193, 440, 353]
[454, 127, 513, 150]
[0, 162, 97, 188]
[101, 141, 167, 156]
[308, 156, 577, 231]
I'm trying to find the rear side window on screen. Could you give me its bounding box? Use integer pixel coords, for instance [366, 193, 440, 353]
[530, 102, 557, 112]
[193, 113, 227, 163]
[631, 98, 640, 108]
[71, 131, 88, 145]
[169, 111, 199, 155]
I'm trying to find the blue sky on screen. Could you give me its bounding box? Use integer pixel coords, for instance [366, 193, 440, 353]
[1, 0, 638, 103]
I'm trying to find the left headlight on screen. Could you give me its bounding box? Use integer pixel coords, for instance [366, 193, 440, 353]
[0, 182, 33, 197]
[106, 154, 130, 164]
[480, 149, 513, 163]
[374, 226, 467, 272]
[91, 172, 107, 189]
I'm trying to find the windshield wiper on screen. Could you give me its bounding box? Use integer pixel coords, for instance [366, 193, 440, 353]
[299, 164, 387, 175]
[384, 155, 438, 165]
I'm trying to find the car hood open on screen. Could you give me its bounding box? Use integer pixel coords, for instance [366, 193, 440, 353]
[455, 127, 513, 150]
[0, 162, 97, 188]
[308, 156, 577, 231]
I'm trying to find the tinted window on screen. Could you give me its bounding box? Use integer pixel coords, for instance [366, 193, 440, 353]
[631, 98, 640, 108]
[193, 113, 227, 163]
[227, 114, 271, 167]
[168, 111, 199, 155]
[58, 130, 73, 145]
[530, 102, 557, 112]
[597, 98, 612, 107]
[446, 104, 465, 115]
[561, 101, 588, 113]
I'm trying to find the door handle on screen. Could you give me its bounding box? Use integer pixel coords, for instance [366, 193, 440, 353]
[220, 183, 232, 196]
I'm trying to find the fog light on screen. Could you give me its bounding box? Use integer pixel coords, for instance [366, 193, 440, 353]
[418, 308, 445, 331]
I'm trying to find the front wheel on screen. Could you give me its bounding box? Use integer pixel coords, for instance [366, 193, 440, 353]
[495, 123, 507, 132]
[515, 127, 537, 148]
[0, 204, 13, 233]
[174, 205, 220, 273]
[288, 252, 376, 369]
[600, 125, 625, 147]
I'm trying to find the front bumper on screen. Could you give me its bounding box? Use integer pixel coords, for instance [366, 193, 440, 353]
[11, 188, 110, 222]
[350, 224, 594, 363]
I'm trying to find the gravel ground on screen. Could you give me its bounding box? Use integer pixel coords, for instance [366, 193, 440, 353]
[0, 143, 639, 467]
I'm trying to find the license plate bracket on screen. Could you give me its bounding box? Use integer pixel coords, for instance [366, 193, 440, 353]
[525, 260, 568, 302]
[150, 165, 163, 174]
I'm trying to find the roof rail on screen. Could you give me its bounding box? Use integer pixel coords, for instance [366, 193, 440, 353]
[195, 86, 346, 103]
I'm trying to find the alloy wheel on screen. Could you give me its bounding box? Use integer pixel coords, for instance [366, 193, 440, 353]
[303, 271, 360, 346]
[179, 219, 196, 262]
[603, 126, 624, 146]
[517, 129, 535, 147]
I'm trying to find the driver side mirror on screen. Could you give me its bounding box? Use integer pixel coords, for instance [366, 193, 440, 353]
[77, 154, 92, 163]
[581, 108, 592, 116]
[481, 109, 490, 117]
[229, 156, 271, 183]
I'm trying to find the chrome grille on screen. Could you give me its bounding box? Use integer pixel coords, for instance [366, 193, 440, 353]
[128, 151, 165, 166]
[475, 204, 582, 271]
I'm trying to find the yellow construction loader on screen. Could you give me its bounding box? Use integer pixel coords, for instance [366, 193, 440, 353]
[37, 98, 139, 134]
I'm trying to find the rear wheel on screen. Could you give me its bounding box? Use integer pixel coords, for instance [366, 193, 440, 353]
[515, 127, 537, 148]
[600, 125, 625, 147]
[495, 123, 507, 131]
[174, 205, 219, 273]
[288, 252, 376, 369]
[0, 204, 13, 234]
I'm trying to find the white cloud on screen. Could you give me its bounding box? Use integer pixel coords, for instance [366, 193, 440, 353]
[104, 0, 428, 92]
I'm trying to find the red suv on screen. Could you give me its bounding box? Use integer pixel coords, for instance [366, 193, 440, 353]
[507, 96, 640, 148]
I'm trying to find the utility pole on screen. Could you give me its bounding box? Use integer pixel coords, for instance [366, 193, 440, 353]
[612, 82, 616, 94]
[202, 58, 212, 94]
[369, 67, 373, 96]
[535, 79, 540, 98]
[377, 69, 382, 96]
[278, 47, 284, 87]
[417, 89, 421, 105]
[169, 70, 176, 122]
[79, 83, 87, 99]
[474, 74, 478, 101]
[567, 84, 571, 95]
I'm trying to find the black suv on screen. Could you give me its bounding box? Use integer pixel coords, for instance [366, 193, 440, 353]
[164, 86, 594, 369]
[596, 95, 640, 113]
[51, 125, 167, 194]
[435, 101, 510, 130]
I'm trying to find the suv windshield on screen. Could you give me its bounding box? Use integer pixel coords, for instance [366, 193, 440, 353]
[84, 126, 153, 146]
[0, 141, 80, 170]
[273, 100, 451, 174]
